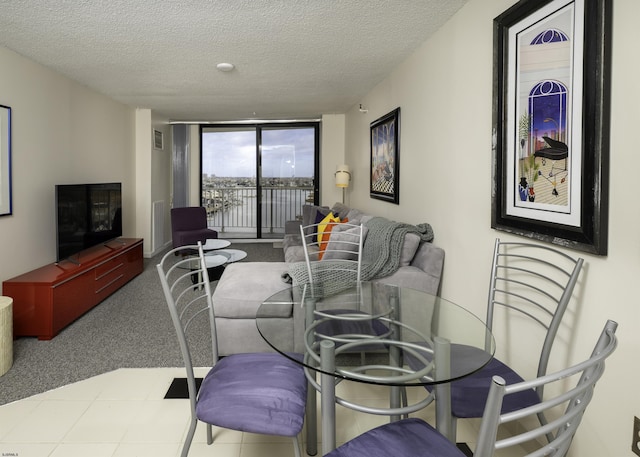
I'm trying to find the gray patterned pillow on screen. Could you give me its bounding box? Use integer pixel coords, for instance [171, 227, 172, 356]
[322, 225, 368, 261]
[399, 233, 421, 266]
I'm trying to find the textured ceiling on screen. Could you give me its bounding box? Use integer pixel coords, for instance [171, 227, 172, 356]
[0, 0, 468, 121]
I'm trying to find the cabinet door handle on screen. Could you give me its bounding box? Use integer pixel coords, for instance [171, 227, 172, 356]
[95, 274, 125, 294]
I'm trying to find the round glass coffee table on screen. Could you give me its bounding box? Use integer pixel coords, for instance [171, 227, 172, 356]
[180, 241, 247, 280]
[201, 239, 231, 251]
[204, 248, 247, 279]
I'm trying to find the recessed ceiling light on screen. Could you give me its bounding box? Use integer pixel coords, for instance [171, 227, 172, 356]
[216, 63, 235, 72]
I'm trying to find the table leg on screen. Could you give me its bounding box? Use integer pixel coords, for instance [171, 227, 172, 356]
[434, 336, 453, 442]
[305, 375, 318, 456]
[389, 384, 401, 422]
[388, 296, 401, 422]
[320, 340, 336, 454]
[305, 296, 319, 455]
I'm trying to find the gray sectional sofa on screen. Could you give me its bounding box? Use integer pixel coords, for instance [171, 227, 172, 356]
[211, 202, 445, 355]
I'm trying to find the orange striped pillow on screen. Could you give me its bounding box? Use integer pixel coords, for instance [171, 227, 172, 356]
[318, 216, 348, 259]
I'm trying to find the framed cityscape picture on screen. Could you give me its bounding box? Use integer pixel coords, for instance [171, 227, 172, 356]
[370, 108, 400, 204]
[491, 0, 611, 255]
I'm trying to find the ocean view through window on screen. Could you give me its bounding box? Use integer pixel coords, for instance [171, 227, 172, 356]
[201, 123, 319, 238]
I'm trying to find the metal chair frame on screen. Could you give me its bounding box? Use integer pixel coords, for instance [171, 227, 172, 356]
[487, 238, 584, 391]
[300, 221, 364, 285]
[157, 243, 304, 457]
[428, 238, 585, 440]
[325, 319, 618, 457]
[474, 320, 617, 457]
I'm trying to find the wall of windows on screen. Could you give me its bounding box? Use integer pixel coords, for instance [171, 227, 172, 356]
[200, 122, 319, 238]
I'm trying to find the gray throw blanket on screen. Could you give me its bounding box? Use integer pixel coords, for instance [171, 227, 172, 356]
[285, 217, 434, 287]
[360, 217, 434, 280]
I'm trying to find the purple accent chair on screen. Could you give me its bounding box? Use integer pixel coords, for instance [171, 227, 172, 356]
[157, 243, 307, 457]
[326, 320, 617, 457]
[170, 207, 218, 248]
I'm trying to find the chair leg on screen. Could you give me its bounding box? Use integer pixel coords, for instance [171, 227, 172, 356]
[207, 423, 213, 445]
[451, 417, 457, 442]
[306, 378, 318, 456]
[401, 387, 409, 419]
[181, 417, 197, 457]
[292, 434, 302, 457]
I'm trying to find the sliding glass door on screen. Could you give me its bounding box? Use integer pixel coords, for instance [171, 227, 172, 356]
[201, 123, 319, 239]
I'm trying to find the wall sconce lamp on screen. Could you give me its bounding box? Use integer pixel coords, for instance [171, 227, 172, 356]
[335, 164, 351, 203]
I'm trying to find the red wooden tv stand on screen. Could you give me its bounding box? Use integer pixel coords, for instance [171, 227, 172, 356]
[3, 238, 143, 340]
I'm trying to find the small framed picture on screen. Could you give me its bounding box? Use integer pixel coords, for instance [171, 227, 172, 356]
[370, 108, 400, 204]
[153, 129, 164, 150]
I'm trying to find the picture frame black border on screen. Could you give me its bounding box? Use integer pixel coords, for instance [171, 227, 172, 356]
[370, 107, 400, 204]
[491, 0, 611, 255]
[0, 104, 12, 217]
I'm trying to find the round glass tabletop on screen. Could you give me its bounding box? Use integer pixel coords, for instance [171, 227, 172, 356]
[257, 281, 495, 387]
[201, 239, 231, 250]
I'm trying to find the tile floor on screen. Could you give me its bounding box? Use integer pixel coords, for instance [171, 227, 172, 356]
[0, 367, 492, 457]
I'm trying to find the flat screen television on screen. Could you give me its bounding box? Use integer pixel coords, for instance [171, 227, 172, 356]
[55, 182, 122, 262]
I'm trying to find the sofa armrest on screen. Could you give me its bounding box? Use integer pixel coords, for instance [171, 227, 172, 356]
[372, 242, 445, 295]
[410, 242, 445, 292]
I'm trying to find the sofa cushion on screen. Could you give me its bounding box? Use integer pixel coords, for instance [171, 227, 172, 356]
[282, 233, 302, 251]
[214, 317, 294, 356]
[212, 262, 292, 319]
[284, 245, 309, 263]
[303, 205, 330, 236]
[322, 224, 368, 261]
[318, 216, 351, 259]
[331, 202, 351, 218]
[399, 233, 421, 267]
[345, 208, 365, 225]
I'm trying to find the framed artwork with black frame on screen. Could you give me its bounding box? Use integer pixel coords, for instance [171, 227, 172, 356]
[0, 104, 11, 217]
[491, 0, 611, 255]
[370, 107, 400, 204]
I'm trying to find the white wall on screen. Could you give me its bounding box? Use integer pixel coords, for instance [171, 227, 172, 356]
[151, 113, 172, 254]
[134, 109, 152, 255]
[133, 109, 172, 257]
[321, 114, 346, 207]
[0, 46, 135, 284]
[343, 0, 639, 455]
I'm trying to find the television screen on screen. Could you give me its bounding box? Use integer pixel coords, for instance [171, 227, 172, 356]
[55, 183, 122, 262]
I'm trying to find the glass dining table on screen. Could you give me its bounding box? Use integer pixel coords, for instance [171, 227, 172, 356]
[257, 281, 495, 455]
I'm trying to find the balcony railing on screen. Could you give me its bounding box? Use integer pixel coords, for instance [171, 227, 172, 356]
[202, 186, 313, 236]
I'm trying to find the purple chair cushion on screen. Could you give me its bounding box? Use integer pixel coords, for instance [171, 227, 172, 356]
[448, 352, 541, 418]
[404, 343, 540, 418]
[195, 352, 307, 437]
[315, 309, 389, 352]
[325, 418, 465, 457]
[424, 344, 541, 418]
[173, 228, 218, 246]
